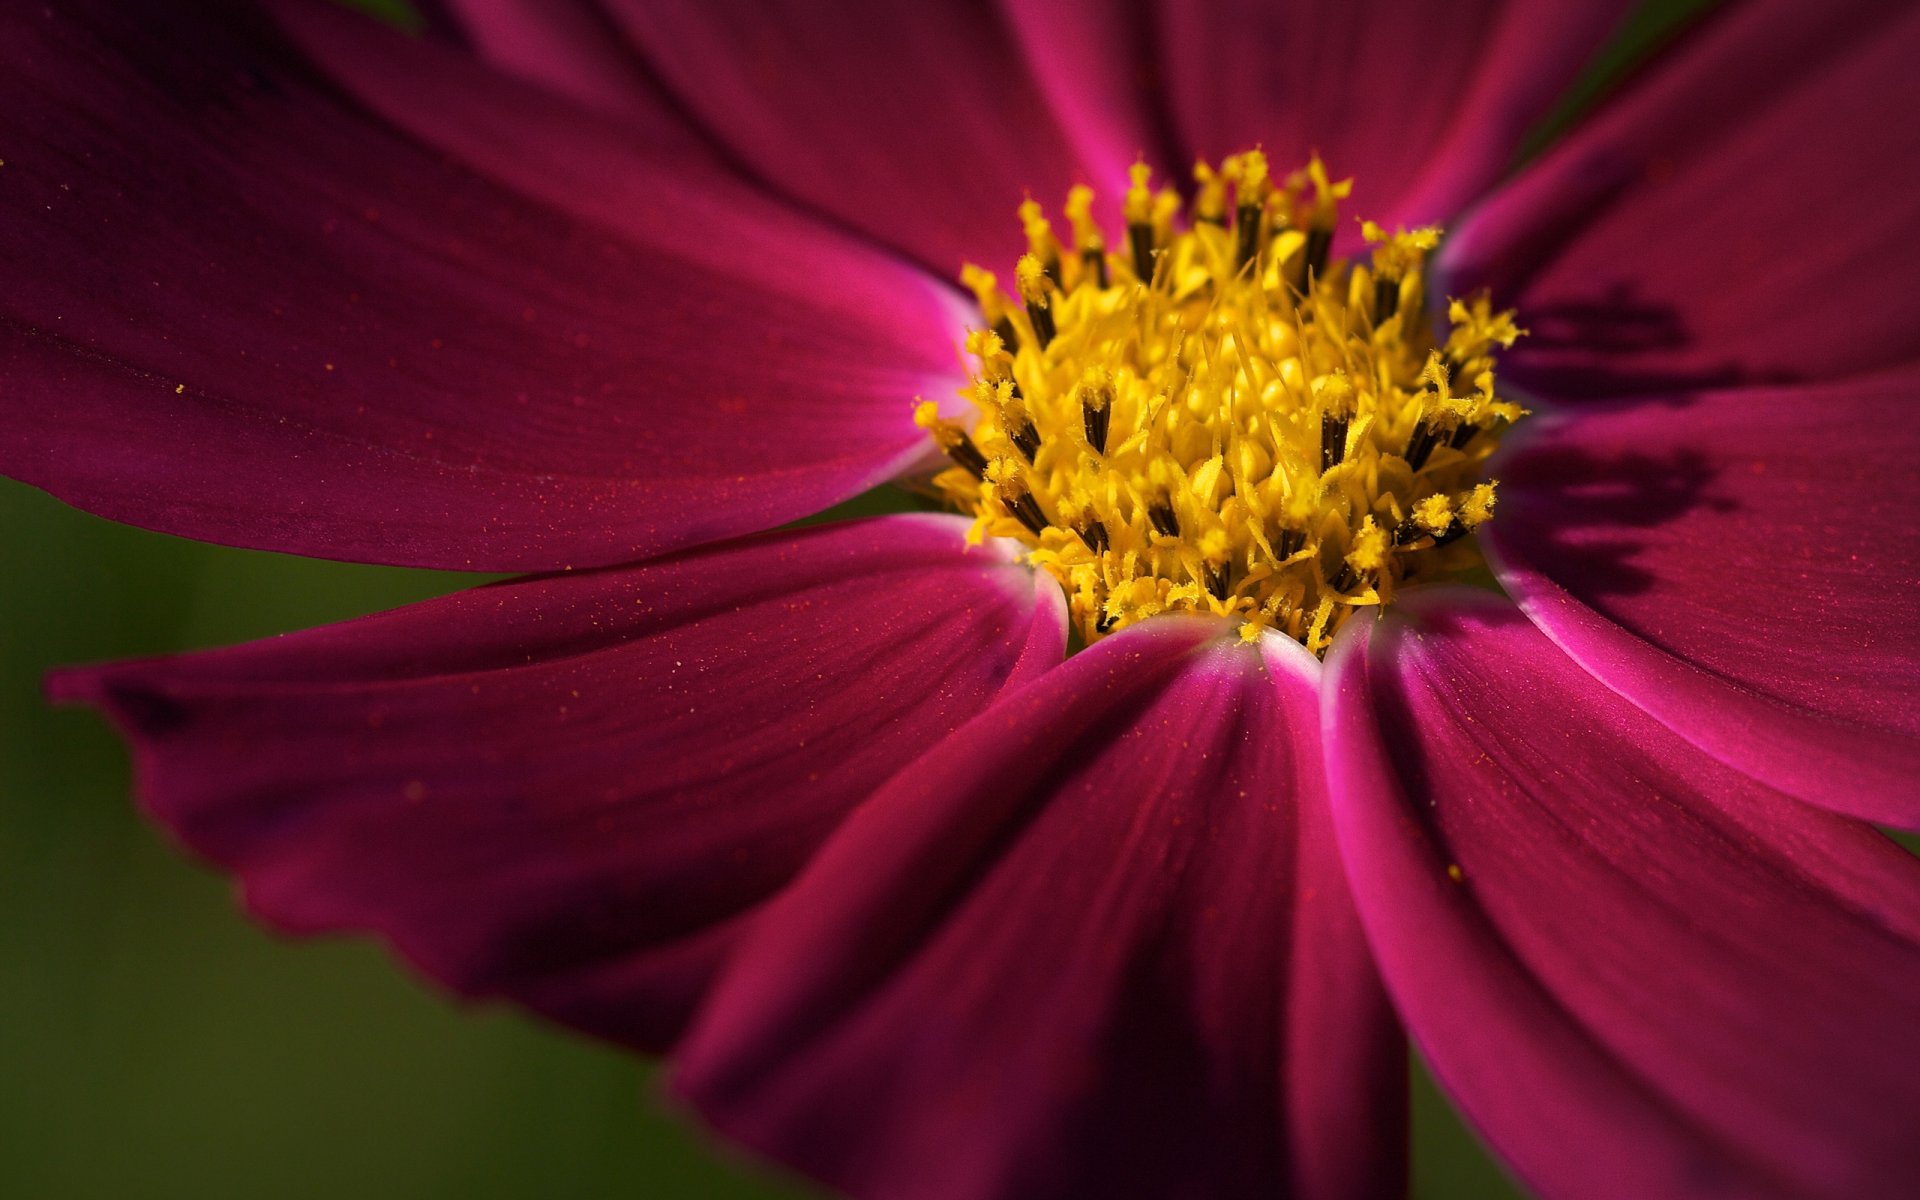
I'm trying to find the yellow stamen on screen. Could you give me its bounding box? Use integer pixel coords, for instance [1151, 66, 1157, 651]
[1192, 162, 1228, 226]
[921, 155, 1527, 650]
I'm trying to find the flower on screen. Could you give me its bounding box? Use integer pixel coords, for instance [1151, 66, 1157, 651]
[7, 1, 1920, 1198]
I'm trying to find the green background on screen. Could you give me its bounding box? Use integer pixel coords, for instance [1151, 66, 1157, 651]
[0, 2, 1737, 1196]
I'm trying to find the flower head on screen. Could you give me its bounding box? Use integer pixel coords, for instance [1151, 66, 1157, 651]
[925, 159, 1523, 650]
[7, 1, 1920, 1198]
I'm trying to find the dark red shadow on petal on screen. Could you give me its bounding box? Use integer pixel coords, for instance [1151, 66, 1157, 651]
[1487, 414, 1730, 600]
[1486, 371, 1920, 820]
[1443, 0, 1920, 399]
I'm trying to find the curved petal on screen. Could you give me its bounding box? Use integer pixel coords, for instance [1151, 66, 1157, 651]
[438, 0, 689, 125]
[675, 619, 1404, 1200]
[998, 0, 1182, 201]
[599, 0, 1127, 276]
[1442, 0, 1920, 397]
[0, 2, 965, 571]
[50, 516, 1064, 1052]
[1160, 0, 1633, 232]
[1481, 371, 1920, 824]
[1324, 589, 1920, 1200]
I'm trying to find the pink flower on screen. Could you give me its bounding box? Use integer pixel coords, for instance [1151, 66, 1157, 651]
[8, 1, 1919, 1197]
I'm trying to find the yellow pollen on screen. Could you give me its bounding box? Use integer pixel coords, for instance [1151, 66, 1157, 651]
[919, 154, 1528, 651]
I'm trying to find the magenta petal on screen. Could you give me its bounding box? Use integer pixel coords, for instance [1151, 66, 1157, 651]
[1161, 0, 1632, 230]
[50, 516, 1063, 1052]
[1482, 372, 1920, 823]
[598, 0, 1121, 275]
[1325, 589, 1920, 1200]
[437, 0, 684, 123]
[675, 621, 1404, 1200]
[1, 3, 965, 571]
[1443, 0, 1920, 396]
[1000, 0, 1180, 202]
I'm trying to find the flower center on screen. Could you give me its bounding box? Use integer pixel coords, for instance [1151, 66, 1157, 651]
[917, 152, 1525, 653]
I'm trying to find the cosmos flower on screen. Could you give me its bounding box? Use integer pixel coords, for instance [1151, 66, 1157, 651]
[7, 0, 1920, 1197]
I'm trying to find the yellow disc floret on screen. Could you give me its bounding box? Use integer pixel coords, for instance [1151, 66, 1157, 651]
[918, 154, 1528, 653]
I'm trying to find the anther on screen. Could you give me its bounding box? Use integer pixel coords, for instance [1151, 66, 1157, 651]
[1124, 162, 1160, 285]
[1374, 275, 1400, 321]
[1193, 162, 1228, 227]
[1362, 221, 1439, 325]
[1448, 422, 1478, 450]
[1315, 371, 1357, 472]
[1010, 419, 1041, 463]
[1301, 227, 1333, 285]
[1094, 610, 1119, 634]
[1320, 412, 1350, 472]
[1395, 495, 1454, 547]
[1203, 561, 1232, 601]
[1015, 255, 1056, 350]
[949, 434, 987, 478]
[1081, 379, 1112, 455]
[1405, 418, 1438, 470]
[1128, 223, 1155, 285]
[1234, 205, 1263, 270]
[1006, 493, 1047, 535]
[1029, 306, 1055, 349]
[1147, 499, 1181, 539]
[915, 402, 989, 479]
[992, 473, 1049, 537]
[1075, 519, 1109, 554]
[1329, 562, 1358, 593]
[1082, 248, 1109, 289]
[986, 457, 1049, 535]
[1277, 527, 1305, 560]
[993, 316, 1021, 356]
[1230, 150, 1270, 270]
[1062, 186, 1109, 291]
[1019, 199, 1064, 289]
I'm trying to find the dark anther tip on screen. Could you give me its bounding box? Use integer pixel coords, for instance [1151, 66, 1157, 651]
[1320, 413, 1350, 473]
[1011, 421, 1041, 463]
[1147, 501, 1181, 539]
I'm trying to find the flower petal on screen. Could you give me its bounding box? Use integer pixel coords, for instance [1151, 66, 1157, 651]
[0, 2, 965, 571]
[436, 0, 686, 123]
[1160, 0, 1633, 229]
[50, 516, 1063, 1052]
[675, 620, 1404, 1200]
[999, 0, 1181, 203]
[1325, 589, 1920, 1200]
[598, 0, 1122, 275]
[1442, 0, 1920, 396]
[1481, 372, 1920, 824]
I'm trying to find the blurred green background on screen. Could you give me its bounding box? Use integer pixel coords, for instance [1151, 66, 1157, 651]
[0, 2, 1735, 1196]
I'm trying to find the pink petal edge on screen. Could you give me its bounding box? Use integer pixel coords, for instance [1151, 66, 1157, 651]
[1325, 587, 1920, 1200]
